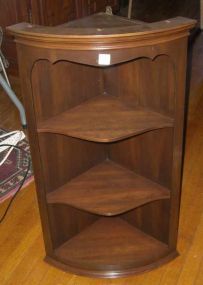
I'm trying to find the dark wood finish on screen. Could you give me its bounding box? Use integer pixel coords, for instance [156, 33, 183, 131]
[31, 60, 102, 123]
[1, 33, 203, 285]
[8, 13, 195, 278]
[38, 95, 174, 142]
[48, 204, 99, 248]
[54, 218, 170, 273]
[122, 200, 170, 244]
[109, 129, 173, 243]
[109, 128, 174, 187]
[47, 248, 178, 278]
[38, 134, 106, 193]
[9, 14, 195, 39]
[35, 0, 78, 26]
[47, 160, 170, 216]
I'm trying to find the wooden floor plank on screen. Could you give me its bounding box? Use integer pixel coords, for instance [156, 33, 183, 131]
[195, 257, 203, 285]
[5, 236, 43, 285]
[176, 212, 203, 285]
[21, 252, 50, 285]
[0, 186, 36, 250]
[0, 223, 41, 284]
[0, 185, 38, 268]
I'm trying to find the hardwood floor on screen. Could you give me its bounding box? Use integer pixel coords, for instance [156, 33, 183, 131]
[0, 34, 203, 284]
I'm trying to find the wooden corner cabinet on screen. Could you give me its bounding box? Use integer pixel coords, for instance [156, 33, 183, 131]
[8, 14, 196, 278]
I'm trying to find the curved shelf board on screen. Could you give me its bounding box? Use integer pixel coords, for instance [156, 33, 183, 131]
[7, 14, 196, 51]
[46, 160, 170, 216]
[46, 218, 178, 278]
[46, 251, 178, 278]
[38, 96, 174, 143]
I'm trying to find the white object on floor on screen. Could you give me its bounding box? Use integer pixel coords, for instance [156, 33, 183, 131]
[0, 131, 25, 153]
[0, 130, 25, 166]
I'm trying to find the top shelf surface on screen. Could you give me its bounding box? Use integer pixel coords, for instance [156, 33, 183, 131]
[7, 13, 196, 51]
[7, 13, 196, 37]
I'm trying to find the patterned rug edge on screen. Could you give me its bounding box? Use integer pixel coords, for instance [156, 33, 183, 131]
[0, 176, 34, 203]
[0, 128, 34, 204]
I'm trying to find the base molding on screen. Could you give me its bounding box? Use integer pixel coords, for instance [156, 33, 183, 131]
[45, 250, 179, 279]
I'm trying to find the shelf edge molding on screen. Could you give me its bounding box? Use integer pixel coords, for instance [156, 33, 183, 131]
[7, 14, 196, 50]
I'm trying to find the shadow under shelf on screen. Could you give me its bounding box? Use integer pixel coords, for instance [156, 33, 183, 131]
[38, 95, 174, 142]
[47, 160, 170, 216]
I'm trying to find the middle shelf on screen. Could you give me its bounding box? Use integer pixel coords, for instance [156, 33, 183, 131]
[38, 95, 174, 142]
[47, 160, 170, 216]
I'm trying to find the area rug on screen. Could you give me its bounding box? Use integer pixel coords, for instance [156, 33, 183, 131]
[0, 129, 34, 203]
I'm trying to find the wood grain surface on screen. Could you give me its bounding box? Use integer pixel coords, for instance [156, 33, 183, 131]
[38, 95, 174, 142]
[47, 160, 170, 216]
[7, 13, 196, 50]
[0, 30, 203, 282]
[6, 13, 196, 278]
[54, 218, 170, 273]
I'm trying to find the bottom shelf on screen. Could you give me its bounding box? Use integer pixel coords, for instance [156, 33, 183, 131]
[53, 218, 171, 277]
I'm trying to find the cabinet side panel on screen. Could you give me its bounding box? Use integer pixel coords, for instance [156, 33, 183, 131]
[122, 200, 170, 244]
[168, 39, 188, 249]
[109, 128, 173, 189]
[48, 204, 99, 249]
[104, 59, 139, 107]
[136, 56, 175, 117]
[15, 47, 54, 254]
[104, 56, 175, 116]
[31, 60, 103, 122]
[38, 133, 107, 193]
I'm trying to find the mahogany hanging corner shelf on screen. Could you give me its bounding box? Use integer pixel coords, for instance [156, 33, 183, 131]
[8, 13, 196, 278]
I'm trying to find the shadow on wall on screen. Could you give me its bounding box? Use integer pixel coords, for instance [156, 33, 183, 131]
[119, 0, 200, 25]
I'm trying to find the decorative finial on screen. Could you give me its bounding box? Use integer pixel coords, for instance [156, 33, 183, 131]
[105, 6, 113, 15]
